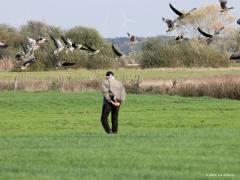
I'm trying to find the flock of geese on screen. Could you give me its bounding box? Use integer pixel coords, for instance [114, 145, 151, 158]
[0, 0, 240, 70]
[162, 1, 240, 60]
[0, 32, 136, 70]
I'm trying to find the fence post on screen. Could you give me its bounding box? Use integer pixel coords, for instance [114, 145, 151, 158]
[60, 76, 64, 92]
[14, 74, 18, 91]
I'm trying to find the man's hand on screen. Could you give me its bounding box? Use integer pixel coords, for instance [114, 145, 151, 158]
[111, 101, 120, 107]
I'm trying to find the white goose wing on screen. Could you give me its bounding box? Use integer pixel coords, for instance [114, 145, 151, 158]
[50, 35, 63, 49]
[67, 39, 73, 46]
[56, 39, 63, 49]
[27, 37, 37, 46]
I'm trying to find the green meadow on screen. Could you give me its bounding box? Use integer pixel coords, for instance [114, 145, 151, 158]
[0, 92, 239, 179]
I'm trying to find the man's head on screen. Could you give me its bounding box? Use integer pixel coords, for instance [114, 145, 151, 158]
[106, 71, 114, 79]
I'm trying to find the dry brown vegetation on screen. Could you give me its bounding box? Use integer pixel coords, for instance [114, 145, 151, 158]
[0, 57, 14, 72]
[136, 75, 240, 100]
[0, 76, 102, 92]
[1, 72, 240, 100]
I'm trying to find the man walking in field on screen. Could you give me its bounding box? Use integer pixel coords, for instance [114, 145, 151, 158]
[101, 71, 126, 134]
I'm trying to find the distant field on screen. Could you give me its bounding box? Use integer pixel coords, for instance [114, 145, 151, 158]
[0, 92, 239, 179]
[1, 67, 240, 81]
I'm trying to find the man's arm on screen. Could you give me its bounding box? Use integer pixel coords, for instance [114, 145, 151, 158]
[120, 83, 126, 102]
[101, 80, 111, 102]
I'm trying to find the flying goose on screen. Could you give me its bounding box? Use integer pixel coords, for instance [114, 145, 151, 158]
[219, 0, 234, 12]
[112, 43, 126, 59]
[237, 19, 240, 25]
[162, 17, 178, 32]
[26, 36, 47, 54]
[55, 61, 76, 68]
[127, 32, 137, 47]
[72, 43, 89, 51]
[169, 3, 197, 21]
[60, 36, 89, 52]
[27, 36, 48, 46]
[230, 53, 240, 60]
[36, 36, 48, 44]
[20, 56, 38, 70]
[27, 37, 37, 46]
[0, 41, 8, 49]
[15, 42, 34, 61]
[26, 37, 40, 54]
[50, 35, 64, 55]
[197, 27, 224, 44]
[175, 35, 189, 42]
[84, 43, 104, 55]
[61, 36, 74, 53]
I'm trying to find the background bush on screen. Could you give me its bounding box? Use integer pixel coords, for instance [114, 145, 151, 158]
[141, 37, 229, 68]
[0, 21, 115, 71]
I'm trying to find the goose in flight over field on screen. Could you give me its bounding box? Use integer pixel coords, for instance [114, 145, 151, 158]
[27, 37, 37, 46]
[127, 32, 138, 47]
[55, 60, 76, 68]
[219, 0, 234, 12]
[112, 43, 126, 59]
[162, 17, 178, 32]
[26, 37, 39, 53]
[15, 42, 34, 61]
[0, 41, 8, 49]
[61, 36, 75, 53]
[175, 35, 189, 42]
[36, 36, 48, 44]
[72, 43, 89, 51]
[169, 3, 197, 21]
[50, 35, 64, 55]
[197, 27, 224, 44]
[26, 36, 48, 53]
[61, 36, 89, 52]
[84, 43, 104, 55]
[20, 56, 38, 70]
[237, 19, 240, 25]
[27, 36, 48, 46]
[229, 53, 240, 60]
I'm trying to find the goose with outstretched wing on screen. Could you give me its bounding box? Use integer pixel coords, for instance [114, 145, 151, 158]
[127, 32, 138, 47]
[55, 61, 76, 68]
[230, 53, 240, 61]
[72, 43, 89, 51]
[219, 0, 234, 12]
[162, 17, 177, 32]
[0, 41, 8, 49]
[50, 35, 64, 55]
[112, 43, 126, 59]
[84, 43, 104, 55]
[61, 36, 74, 53]
[197, 27, 224, 44]
[169, 3, 196, 21]
[15, 42, 34, 61]
[36, 36, 48, 44]
[26, 36, 48, 53]
[20, 56, 38, 70]
[175, 35, 189, 42]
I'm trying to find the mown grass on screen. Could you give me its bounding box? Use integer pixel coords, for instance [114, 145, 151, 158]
[0, 92, 239, 180]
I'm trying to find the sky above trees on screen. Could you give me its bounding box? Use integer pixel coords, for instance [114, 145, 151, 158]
[0, 0, 239, 37]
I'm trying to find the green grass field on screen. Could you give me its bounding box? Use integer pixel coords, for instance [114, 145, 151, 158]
[0, 92, 239, 179]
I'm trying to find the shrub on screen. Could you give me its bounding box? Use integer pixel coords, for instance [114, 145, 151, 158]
[141, 37, 229, 68]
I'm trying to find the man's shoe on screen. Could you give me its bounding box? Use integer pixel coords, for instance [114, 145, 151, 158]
[107, 130, 113, 134]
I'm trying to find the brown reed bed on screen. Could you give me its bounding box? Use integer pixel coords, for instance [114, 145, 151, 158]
[1, 73, 240, 100]
[0, 57, 15, 72]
